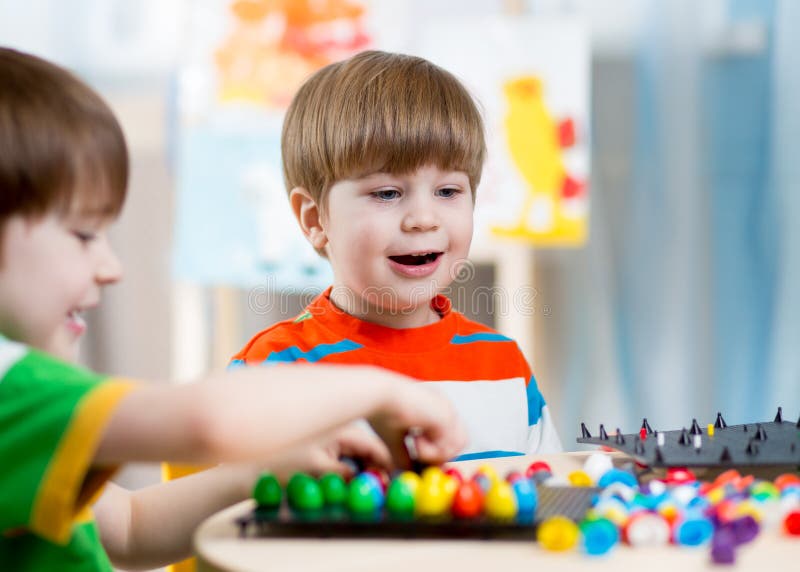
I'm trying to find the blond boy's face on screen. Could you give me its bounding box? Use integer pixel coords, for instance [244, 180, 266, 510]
[314, 164, 474, 326]
[0, 211, 122, 361]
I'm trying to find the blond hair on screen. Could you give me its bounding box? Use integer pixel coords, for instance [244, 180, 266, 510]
[282, 50, 485, 207]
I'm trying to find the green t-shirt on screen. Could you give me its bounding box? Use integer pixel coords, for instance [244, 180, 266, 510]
[0, 336, 135, 571]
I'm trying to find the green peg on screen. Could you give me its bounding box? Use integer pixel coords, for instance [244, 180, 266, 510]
[252, 473, 282, 509]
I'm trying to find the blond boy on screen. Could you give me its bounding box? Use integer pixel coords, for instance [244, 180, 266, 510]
[232, 51, 562, 460]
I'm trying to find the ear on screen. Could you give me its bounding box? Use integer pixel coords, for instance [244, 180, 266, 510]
[289, 187, 328, 250]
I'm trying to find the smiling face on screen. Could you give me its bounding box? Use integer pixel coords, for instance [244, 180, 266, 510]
[0, 209, 122, 361]
[293, 164, 474, 327]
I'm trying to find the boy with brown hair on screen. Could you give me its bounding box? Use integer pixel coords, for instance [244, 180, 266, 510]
[232, 50, 562, 460]
[0, 47, 465, 571]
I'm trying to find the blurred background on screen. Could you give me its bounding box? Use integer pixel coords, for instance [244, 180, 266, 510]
[1, 0, 798, 505]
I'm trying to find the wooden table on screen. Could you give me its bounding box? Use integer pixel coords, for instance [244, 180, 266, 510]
[195, 452, 799, 571]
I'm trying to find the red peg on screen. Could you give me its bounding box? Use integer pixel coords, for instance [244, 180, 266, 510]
[525, 460, 552, 479]
[784, 511, 800, 536]
[451, 481, 484, 519]
[664, 467, 696, 485]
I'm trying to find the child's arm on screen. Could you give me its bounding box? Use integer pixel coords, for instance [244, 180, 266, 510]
[96, 424, 392, 568]
[91, 364, 463, 569]
[95, 364, 464, 466]
[95, 467, 253, 569]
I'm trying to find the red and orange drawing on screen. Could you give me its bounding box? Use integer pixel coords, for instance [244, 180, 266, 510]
[215, 0, 371, 109]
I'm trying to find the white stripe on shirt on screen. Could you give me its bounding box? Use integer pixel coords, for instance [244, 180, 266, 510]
[426, 378, 530, 456]
[527, 405, 563, 453]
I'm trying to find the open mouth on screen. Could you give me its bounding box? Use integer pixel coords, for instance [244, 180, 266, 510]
[66, 309, 87, 335]
[388, 252, 443, 266]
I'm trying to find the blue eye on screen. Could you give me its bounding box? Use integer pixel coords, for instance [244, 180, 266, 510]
[373, 189, 400, 201]
[437, 187, 460, 198]
[73, 231, 97, 243]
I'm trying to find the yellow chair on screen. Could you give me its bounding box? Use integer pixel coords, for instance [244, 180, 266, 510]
[163, 463, 210, 572]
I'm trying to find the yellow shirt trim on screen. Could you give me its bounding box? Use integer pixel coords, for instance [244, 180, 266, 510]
[30, 379, 137, 544]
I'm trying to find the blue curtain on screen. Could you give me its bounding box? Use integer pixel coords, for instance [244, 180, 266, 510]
[705, 0, 778, 423]
[761, 0, 800, 418]
[563, 0, 799, 445]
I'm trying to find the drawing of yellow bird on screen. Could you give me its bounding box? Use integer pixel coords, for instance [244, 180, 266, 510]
[493, 75, 586, 246]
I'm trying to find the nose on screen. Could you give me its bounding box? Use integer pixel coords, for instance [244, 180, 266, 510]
[401, 195, 440, 232]
[95, 238, 123, 285]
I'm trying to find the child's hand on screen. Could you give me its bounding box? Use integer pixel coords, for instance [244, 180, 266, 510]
[368, 381, 467, 468]
[261, 422, 392, 481]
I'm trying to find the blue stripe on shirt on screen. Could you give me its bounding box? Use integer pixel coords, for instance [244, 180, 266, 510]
[526, 374, 545, 426]
[449, 332, 513, 344]
[451, 450, 525, 462]
[264, 339, 363, 364]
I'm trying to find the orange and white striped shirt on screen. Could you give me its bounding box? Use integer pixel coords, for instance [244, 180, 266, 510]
[230, 287, 562, 460]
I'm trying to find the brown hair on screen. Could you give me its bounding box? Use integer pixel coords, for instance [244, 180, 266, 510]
[0, 47, 128, 227]
[281, 50, 485, 208]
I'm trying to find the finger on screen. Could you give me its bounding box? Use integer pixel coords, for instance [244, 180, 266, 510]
[330, 422, 395, 470]
[383, 437, 412, 471]
[413, 437, 459, 465]
[414, 398, 468, 460]
[413, 423, 467, 465]
[339, 433, 393, 471]
[316, 457, 357, 478]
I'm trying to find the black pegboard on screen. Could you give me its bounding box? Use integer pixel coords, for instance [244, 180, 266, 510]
[577, 408, 800, 468]
[236, 486, 598, 541]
